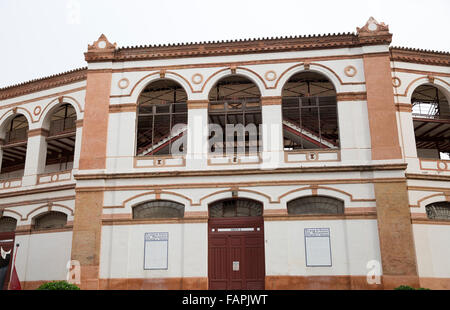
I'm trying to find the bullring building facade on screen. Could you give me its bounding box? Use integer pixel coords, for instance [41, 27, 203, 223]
[0, 17, 449, 290]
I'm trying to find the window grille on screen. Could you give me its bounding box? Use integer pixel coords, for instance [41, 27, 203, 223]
[209, 199, 263, 218]
[132, 200, 185, 219]
[48, 104, 76, 136]
[136, 80, 188, 156]
[282, 72, 339, 150]
[208, 76, 262, 155]
[33, 211, 67, 230]
[287, 196, 344, 215]
[411, 85, 450, 159]
[4, 115, 28, 144]
[425, 202, 450, 220]
[0, 216, 17, 232]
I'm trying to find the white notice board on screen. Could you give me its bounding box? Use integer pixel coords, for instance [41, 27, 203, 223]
[304, 228, 332, 267]
[144, 232, 169, 270]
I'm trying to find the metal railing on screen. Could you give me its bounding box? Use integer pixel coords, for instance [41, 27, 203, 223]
[49, 117, 76, 136]
[4, 128, 27, 144]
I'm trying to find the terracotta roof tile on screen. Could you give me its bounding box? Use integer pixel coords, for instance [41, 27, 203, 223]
[0, 67, 87, 100]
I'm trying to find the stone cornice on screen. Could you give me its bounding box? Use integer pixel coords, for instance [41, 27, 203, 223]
[0, 183, 75, 199]
[74, 163, 408, 180]
[108, 33, 362, 62]
[390, 47, 450, 66]
[83, 17, 396, 63]
[83, 32, 393, 63]
[406, 173, 450, 182]
[0, 67, 87, 101]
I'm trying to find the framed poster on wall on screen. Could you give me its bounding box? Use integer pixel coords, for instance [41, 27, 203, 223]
[144, 232, 169, 270]
[304, 228, 332, 267]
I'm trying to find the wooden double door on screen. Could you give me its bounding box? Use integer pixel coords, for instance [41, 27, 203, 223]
[208, 216, 265, 290]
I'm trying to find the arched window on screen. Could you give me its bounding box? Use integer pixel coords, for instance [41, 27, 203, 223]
[136, 79, 188, 156]
[33, 211, 67, 230]
[287, 196, 344, 215]
[411, 85, 449, 160]
[0, 216, 17, 233]
[208, 76, 262, 155]
[282, 72, 339, 150]
[209, 198, 263, 218]
[0, 114, 28, 179]
[132, 200, 185, 219]
[425, 201, 450, 220]
[45, 104, 77, 172]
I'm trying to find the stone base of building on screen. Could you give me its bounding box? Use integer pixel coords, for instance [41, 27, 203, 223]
[99, 277, 208, 290]
[265, 275, 383, 290]
[19, 276, 450, 290]
[419, 277, 450, 290]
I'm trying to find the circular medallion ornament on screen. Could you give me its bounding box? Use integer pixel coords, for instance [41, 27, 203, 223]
[264, 70, 277, 81]
[392, 77, 401, 88]
[98, 40, 107, 49]
[33, 106, 42, 116]
[4, 181, 10, 189]
[368, 22, 378, 31]
[344, 66, 357, 77]
[118, 78, 130, 89]
[191, 73, 203, 85]
[437, 161, 447, 171]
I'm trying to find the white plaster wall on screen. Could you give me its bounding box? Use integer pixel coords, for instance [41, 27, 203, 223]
[99, 219, 381, 280]
[106, 111, 136, 171]
[397, 111, 417, 158]
[186, 107, 208, 170]
[14, 231, 73, 282]
[337, 100, 372, 163]
[109, 47, 369, 100]
[100, 223, 207, 279]
[100, 176, 378, 218]
[265, 219, 381, 276]
[413, 224, 450, 278]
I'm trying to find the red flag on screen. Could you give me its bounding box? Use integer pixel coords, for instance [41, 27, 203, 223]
[8, 266, 21, 290]
[8, 244, 21, 290]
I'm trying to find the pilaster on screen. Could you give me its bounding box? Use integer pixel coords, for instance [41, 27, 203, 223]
[374, 180, 419, 289]
[22, 128, 48, 186]
[358, 18, 402, 160]
[71, 34, 115, 290]
[186, 100, 209, 170]
[260, 97, 283, 169]
[357, 17, 419, 289]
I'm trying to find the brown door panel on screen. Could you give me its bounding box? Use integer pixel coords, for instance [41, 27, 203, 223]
[208, 217, 265, 290]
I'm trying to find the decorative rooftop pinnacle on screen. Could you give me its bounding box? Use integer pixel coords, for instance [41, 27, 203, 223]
[356, 17, 392, 44]
[85, 34, 117, 62]
[357, 17, 390, 35]
[87, 34, 117, 52]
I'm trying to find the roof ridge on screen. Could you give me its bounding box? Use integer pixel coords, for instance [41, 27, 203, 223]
[116, 32, 358, 51]
[0, 67, 87, 91]
[390, 46, 450, 55]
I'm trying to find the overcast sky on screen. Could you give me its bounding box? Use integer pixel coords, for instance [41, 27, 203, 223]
[0, 0, 449, 88]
